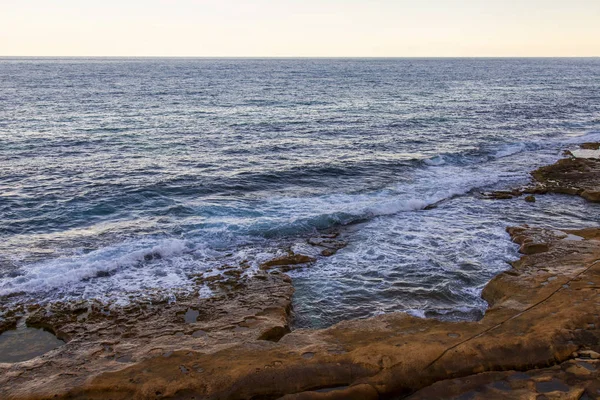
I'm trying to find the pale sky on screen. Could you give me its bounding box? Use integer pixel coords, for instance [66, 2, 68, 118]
[1, 0, 599, 57]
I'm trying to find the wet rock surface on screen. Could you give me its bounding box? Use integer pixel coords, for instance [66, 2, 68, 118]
[530, 143, 600, 202]
[483, 142, 600, 203]
[0, 272, 294, 399]
[259, 252, 317, 271]
[307, 233, 348, 257]
[580, 142, 600, 150]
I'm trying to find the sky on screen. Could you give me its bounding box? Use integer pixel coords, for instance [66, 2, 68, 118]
[1, 0, 599, 57]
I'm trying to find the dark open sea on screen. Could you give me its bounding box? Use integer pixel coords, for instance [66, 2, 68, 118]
[1, 58, 599, 328]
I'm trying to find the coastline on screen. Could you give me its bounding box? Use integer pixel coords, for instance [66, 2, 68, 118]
[1, 144, 600, 399]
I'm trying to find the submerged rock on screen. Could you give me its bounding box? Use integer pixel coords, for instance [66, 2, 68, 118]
[307, 237, 347, 250]
[481, 189, 523, 200]
[307, 234, 348, 257]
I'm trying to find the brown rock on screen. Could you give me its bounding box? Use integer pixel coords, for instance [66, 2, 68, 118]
[578, 350, 600, 359]
[531, 157, 600, 202]
[565, 363, 593, 376]
[581, 189, 600, 202]
[1, 224, 599, 399]
[519, 241, 549, 254]
[523, 185, 548, 195]
[321, 248, 337, 257]
[482, 189, 523, 200]
[580, 142, 600, 150]
[408, 360, 594, 400]
[524, 195, 536, 203]
[259, 253, 316, 270]
[280, 383, 379, 400]
[307, 237, 347, 250]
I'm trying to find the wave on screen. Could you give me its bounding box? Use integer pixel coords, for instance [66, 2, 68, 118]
[0, 239, 191, 299]
[6, 131, 595, 239]
[3, 130, 599, 305]
[492, 142, 527, 158]
[423, 155, 446, 166]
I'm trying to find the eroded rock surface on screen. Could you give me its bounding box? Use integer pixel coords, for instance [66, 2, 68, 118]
[483, 142, 600, 203]
[408, 356, 600, 400]
[0, 272, 294, 399]
[1, 224, 599, 399]
[307, 234, 348, 257]
[259, 253, 317, 271]
[530, 143, 600, 202]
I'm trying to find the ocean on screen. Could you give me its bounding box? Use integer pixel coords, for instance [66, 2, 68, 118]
[1, 57, 599, 328]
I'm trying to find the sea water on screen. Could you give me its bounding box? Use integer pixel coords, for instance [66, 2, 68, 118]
[1, 58, 599, 328]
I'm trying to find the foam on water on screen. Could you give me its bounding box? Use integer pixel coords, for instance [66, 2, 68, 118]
[0, 239, 194, 302]
[423, 155, 446, 166]
[1, 132, 598, 310]
[493, 142, 527, 158]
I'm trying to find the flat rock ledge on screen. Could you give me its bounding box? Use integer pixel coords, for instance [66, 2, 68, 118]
[531, 156, 600, 202]
[0, 223, 598, 400]
[482, 142, 600, 202]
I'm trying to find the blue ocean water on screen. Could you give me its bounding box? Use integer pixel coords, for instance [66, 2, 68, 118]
[1, 58, 599, 328]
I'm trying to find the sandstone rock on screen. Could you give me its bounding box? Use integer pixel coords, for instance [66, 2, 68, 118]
[482, 189, 523, 200]
[2, 224, 599, 399]
[279, 383, 379, 400]
[581, 189, 600, 202]
[0, 273, 295, 399]
[578, 350, 600, 359]
[259, 253, 316, 270]
[531, 157, 600, 202]
[307, 237, 347, 250]
[408, 360, 595, 400]
[519, 241, 549, 254]
[321, 248, 337, 257]
[580, 142, 600, 150]
[523, 185, 549, 195]
[565, 364, 593, 376]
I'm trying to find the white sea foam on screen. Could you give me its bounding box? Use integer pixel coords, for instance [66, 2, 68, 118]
[493, 142, 526, 158]
[0, 239, 193, 299]
[564, 130, 600, 144]
[424, 155, 446, 166]
[198, 285, 214, 299]
[405, 309, 427, 318]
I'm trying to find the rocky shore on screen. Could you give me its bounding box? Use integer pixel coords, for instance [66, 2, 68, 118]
[1, 144, 600, 399]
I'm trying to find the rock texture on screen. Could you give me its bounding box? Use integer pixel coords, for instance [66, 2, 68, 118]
[483, 142, 600, 203]
[408, 355, 600, 400]
[0, 272, 295, 399]
[259, 253, 316, 271]
[1, 224, 599, 399]
[580, 143, 600, 150]
[530, 143, 600, 202]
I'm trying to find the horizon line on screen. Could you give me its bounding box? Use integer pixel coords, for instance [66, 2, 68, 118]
[1, 55, 599, 59]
